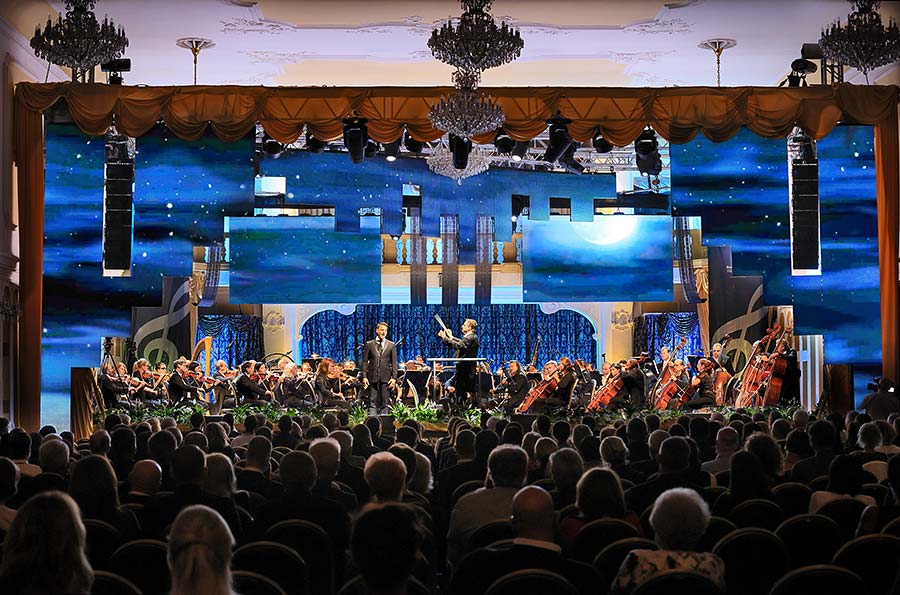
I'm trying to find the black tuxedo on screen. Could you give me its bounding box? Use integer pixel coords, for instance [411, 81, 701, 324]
[714, 352, 734, 375]
[168, 372, 202, 405]
[276, 375, 316, 408]
[441, 330, 479, 401]
[361, 337, 398, 410]
[236, 374, 271, 406]
[504, 372, 530, 410]
[99, 374, 131, 408]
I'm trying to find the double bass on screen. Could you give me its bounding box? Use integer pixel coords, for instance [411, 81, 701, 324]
[734, 325, 784, 408]
[711, 335, 733, 406]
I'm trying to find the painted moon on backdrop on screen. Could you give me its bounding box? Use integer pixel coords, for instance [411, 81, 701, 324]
[570, 216, 639, 246]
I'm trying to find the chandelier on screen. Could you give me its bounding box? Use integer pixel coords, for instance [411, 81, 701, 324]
[31, 0, 128, 82]
[429, 71, 505, 139]
[427, 144, 492, 184]
[428, 1, 523, 73]
[820, 0, 900, 83]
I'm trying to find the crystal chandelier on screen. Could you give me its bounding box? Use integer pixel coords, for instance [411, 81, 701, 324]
[427, 144, 492, 184]
[31, 0, 128, 82]
[428, 1, 523, 73]
[429, 71, 505, 139]
[820, 0, 900, 83]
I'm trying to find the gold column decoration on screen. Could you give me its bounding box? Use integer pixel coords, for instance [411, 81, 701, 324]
[694, 265, 710, 353]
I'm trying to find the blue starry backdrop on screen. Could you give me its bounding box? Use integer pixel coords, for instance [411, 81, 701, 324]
[42, 124, 254, 428]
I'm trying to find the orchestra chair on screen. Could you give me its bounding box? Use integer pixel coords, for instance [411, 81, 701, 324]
[263, 519, 334, 595]
[232, 541, 309, 595]
[451, 480, 484, 509]
[338, 575, 430, 595]
[108, 539, 170, 595]
[816, 498, 868, 543]
[768, 564, 866, 595]
[232, 570, 286, 595]
[695, 516, 737, 553]
[728, 499, 784, 531]
[712, 528, 789, 595]
[569, 518, 640, 563]
[831, 533, 900, 595]
[592, 537, 658, 591]
[775, 514, 843, 569]
[631, 570, 723, 595]
[771, 482, 813, 518]
[882, 516, 900, 538]
[83, 519, 124, 571]
[861, 482, 890, 506]
[485, 568, 579, 595]
[90, 570, 141, 595]
[807, 475, 830, 491]
[863, 460, 888, 482]
[466, 520, 514, 554]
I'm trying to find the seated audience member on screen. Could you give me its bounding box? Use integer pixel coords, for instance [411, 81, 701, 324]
[203, 452, 238, 502]
[783, 429, 814, 472]
[310, 437, 358, 512]
[168, 505, 235, 595]
[559, 467, 637, 549]
[387, 444, 431, 510]
[149, 429, 178, 491]
[69, 454, 140, 540]
[625, 436, 703, 515]
[365, 416, 393, 452]
[351, 424, 379, 460]
[601, 436, 646, 484]
[857, 455, 900, 534]
[549, 447, 585, 508]
[631, 429, 669, 478]
[712, 451, 774, 515]
[124, 459, 162, 505]
[89, 429, 111, 456]
[853, 422, 888, 464]
[438, 430, 498, 510]
[809, 454, 877, 512]
[577, 435, 604, 470]
[272, 415, 300, 449]
[771, 419, 792, 442]
[331, 430, 370, 504]
[626, 418, 651, 462]
[0, 492, 93, 595]
[108, 426, 137, 480]
[33, 438, 70, 494]
[701, 427, 740, 475]
[365, 452, 408, 503]
[231, 415, 258, 449]
[236, 436, 282, 499]
[529, 436, 558, 483]
[186, 412, 205, 435]
[451, 486, 600, 595]
[447, 445, 528, 562]
[410, 452, 433, 497]
[612, 488, 726, 594]
[0, 457, 18, 531]
[744, 433, 785, 485]
[792, 409, 810, 430]
[789, 420, 838, 484]
[204, 423, 236, 462]
[352, 503, 423, 595]
[254, 450, 351, 554]
[875, 420, 900, 455]
[8, 430, 40, 478]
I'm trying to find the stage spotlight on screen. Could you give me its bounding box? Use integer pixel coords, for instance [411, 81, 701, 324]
[592, 131, 614, 154]
[449, 134, 472, 170]
[511, 140, 529, 161]
[306, 131, 326, 153]
[343, 117, 369, 163]
[634, 128, 663, 177]
[383, 139, 402, 161]
[262, 135, 284, 159]
[365, 140, 379, 159]
[404, 131, 424, 153]
[541, 118, 573, 164]
[559, 143, 585, 174]
[779, 58, 817, 87]
[494, 130, 516, 154]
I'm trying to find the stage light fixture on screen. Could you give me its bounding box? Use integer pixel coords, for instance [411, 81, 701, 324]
[494, 130, 515, 154]
[343, 117, 369, 164]
[779, 58, 818, 87]
[592, 131, 614, 154]
[449, 133, 472, 170]
[365, 140, 379, 159]
[306, 131, 326, 153]
[634, 128, 662, 177]
[383, 139, 402, 161]
[559, 143, 585, 174]
[262, 135, 284, 159]
[511, 140, 529, 161]
[541, 118, 573, 164]
[404, 131, 424, 153]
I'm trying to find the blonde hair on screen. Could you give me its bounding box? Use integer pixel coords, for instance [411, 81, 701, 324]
[202, 453, 236, 498]
[168, 505, 235, 595]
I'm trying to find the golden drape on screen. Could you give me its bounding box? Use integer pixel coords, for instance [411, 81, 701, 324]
[11, 82, 900, 429]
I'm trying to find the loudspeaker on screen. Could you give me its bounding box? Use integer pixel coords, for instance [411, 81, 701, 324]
[790, 159, 819, 273]
[103, 133, 135, 275]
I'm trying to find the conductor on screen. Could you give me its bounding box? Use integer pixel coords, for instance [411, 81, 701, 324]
[438, 318, 480, 406]
[361, 322, 398, 413]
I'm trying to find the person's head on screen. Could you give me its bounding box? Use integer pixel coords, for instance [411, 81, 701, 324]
[242, 414, 258, 435]
[576, 467, 626, 519]
[657, 436, 691, 474]
[534, 437, 558, 471]
[173, 444, 207, 487]
[551, 421, 571, 446]
[364, 452, 407, 502]
[396, 425, 418, 448]
[644, 414, 660, 433]
[88, 429, 110, 456]
[364, 416, 382, 439]
[375, 322, 388, 340]
[487, 445, 528, 489]
[409, 452, 433, 495]
[827, 454, 868, 496]
[549, 448, 584, 491]
[660, 346, 670, 361]
[316, 358, 334, 377]
[454, 429, 476, 460]
[309, 437, 341, 481]
[728, 450, 772, 499]
[279, 450, 317, 492]
[387, 443, 417, 481]
[149, 429, 178, 470]
[0, 457, 19, 505]
[771, 419, 792, 441]
[203, 453, 236, 498]
[474, 429, 500, 461]
[183, 431, 209, 452]
[204, 423, 229, 452]
[744, 433, 784, 480]
[792, 409, 810, 429]
[244, 436, 272, 472]
[189, 412, 204, 430]
[461, 318, 477, 334]
[785, 429, 814, 459]
[168, 505, 235, 595]
[600, 435, 629, 467]
[648, 429, 670, 462]
[577, 435, 602, 463]
[533, 415, 552, 437]
[808, 420, 837, 455]
[69, 454, 120, 516]
[129, 459, 162, 496]
[626, 417, 648, 443]
[306, 424, 328, 440]
[0, 491, 92, 594]
[650, 488, 711, 551]
[110, 425, 137, 457]
[511, 485, 555, 541]
[857, 422, 883, 451]
[714, 427, 740, 456]
[39, 439, 70, 476]
[502, 423, 525, 446]
[351, 503, 421, 593]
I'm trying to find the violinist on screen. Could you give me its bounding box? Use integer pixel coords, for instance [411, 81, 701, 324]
[683, 358, 716, 410]
[275, 362, 316, 408]
[500, 360, 530, 411]
[340, 361, 364, 401]
[168, 358, 205, 406]
[212, 359, 238, 409]
[99, 361, 134, 409]
[236, 361, 274, 406]
[131, 358, 162, 404]
[314, 358, 352, 410]
[153, 361, 171, 401]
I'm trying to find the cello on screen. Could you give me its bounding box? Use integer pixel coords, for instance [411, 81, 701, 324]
[734, 325, 781, 408]
[586, 355, 647, 411]
[516, 359, 569, 413]
[650, 337, 687, 406]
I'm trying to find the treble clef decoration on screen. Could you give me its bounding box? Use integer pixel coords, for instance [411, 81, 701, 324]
[133, 280, 192, 365]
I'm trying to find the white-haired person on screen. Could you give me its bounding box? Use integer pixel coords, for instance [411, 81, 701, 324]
[611, 488, 725, 594]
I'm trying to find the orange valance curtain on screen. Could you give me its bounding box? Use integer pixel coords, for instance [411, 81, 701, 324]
[12, 82, 900, 429]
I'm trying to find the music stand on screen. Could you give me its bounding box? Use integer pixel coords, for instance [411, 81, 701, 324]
[427, 357, 488, 406]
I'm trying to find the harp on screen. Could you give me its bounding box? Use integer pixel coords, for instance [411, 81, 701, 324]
[190, 336, 213, 403]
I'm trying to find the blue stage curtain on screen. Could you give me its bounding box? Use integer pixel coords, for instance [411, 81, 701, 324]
[196, 315, 265, 367]
[300, 305, 596, 367]
[632, 312, 702, 362]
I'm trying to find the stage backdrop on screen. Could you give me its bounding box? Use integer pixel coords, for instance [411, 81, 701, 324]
[300, 305, 597, 368]
[195, 315, 265, 367]
[632, 312, 702, 364]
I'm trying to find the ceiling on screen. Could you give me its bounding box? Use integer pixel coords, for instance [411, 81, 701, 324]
[4, 0, 893, 87]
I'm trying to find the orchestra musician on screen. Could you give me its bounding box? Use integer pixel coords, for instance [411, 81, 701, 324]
[544, 357, 577, 409]
[99, 361, 134, 409]
[541, 361, 558, 381]
[153, 361, 170, 401]
[710, 342, 734, 375]
[499, 360, 530, 411]
[275, 362, 316, 408]
[438, 318, 480, 406]
[604, 362, 632, 411]
[599, 361, 614, 386]
[651, 345, 671, 376]
[131, 358, 162, 404]
[211, 360, 238, 409]
[235, 361, 274, 406]
[315, 358, 352, 410]
[168, 358, 206, 406]
[620, 357, 647, 408]
[683, 358, 717, 410]
[361, 322, 399, 413]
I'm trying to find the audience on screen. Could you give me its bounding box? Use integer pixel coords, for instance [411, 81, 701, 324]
[601, 435, 646, 484]
[69, 454, 140, 540]
[625, 436, 701, 514]
[351, 503, 422, 595]
[549, 447, 584, 508]
[809, 454, 877, 512]
[701, 426, 740, 474]
[559, 467, 634, 548]
[167, 505, 235, 595]
[0, 457, 18, 531]
[124, 459, 162, 504]
[790, 420, 838, 484]
[712, 450, 774, 515]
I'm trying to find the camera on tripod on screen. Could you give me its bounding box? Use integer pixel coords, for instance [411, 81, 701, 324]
[867, 376, 895, 392]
